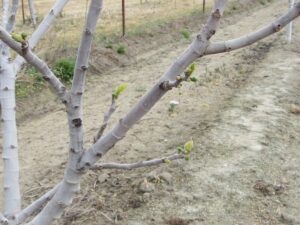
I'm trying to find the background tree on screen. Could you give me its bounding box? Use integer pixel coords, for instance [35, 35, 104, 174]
[0, 0, 299, 224]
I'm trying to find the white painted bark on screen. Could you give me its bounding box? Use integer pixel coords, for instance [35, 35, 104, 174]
[0, 0, 69, 221]
[24, 1, 103, 224]
[287, 0, 295, 43]
[15, 184, 60, 224]
[0, 59, 21, 216]
[13, 0, 70, 72]
[1, 0, 21, 217]
[206, 3, 300, 54]
[6, 0, 19, 33]
[0, 213, 8, 224]
[28, 0, 37, 26]
[0, 1, 300, 225]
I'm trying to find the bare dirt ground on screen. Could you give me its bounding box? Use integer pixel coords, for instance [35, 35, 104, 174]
[1, 1, 300, 225]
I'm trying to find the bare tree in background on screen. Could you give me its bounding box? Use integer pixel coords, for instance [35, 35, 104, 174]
[0, 0, 299, 224]
[27, 0, 36, 26]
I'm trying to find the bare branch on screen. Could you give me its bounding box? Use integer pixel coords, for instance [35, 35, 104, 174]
[78, 0, 228, 169]
[205, 3, 300, 54]
[0, 26, 68, 102]
[91, 154, 185, 170]
[16, 184, 60, 224]
[0, 213, 8, 225]
[28, 0, 37, 27]
[6, 0, 19, 33]
[94, 97, 116, 143]
[13, 0, 70, 72]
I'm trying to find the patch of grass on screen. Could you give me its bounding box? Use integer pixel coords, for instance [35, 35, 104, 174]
[53, 58, 75, 83]
[180, 30, 190, 39]
[258, 0, 267, 5]
[116, 45, 125, 54]
[105, 40, 113, 49]
[16, 66, 45, 98]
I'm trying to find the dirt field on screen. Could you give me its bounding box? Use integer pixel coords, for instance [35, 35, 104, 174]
[1, 0, 300, 224]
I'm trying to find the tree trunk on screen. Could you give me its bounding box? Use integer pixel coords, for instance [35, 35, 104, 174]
[28, 0, 37, 26]
[1, 0, 21, 216]
[0, 59, 21, 216]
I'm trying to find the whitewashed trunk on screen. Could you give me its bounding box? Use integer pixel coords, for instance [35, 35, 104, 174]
[0, 58, 21, 216]
[28, 0, 37, 26]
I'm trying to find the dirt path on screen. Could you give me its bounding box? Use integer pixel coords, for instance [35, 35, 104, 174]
[1, 1, 300, 224]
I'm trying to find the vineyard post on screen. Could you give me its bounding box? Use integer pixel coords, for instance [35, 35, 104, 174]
[122, 0, 125, 36]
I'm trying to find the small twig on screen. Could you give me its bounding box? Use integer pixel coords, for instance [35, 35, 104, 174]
[91, 153, 184, 170]
[94, 97, 116, 143]
[0, 213, 8, 225]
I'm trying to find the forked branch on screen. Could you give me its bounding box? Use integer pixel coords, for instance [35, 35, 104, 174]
[0, 27, 68, 102]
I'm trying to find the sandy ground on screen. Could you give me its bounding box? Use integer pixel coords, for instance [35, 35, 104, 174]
[1, 0, 300, 224]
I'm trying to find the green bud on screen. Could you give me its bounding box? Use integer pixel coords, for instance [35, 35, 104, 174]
[112, 83, 128, 99]
[21, 32, 27, 40]
[11, 32, 24, 43]
[177, 147, 183, 153]
[184, 140, 193, 153]
[184, 155, 190, 161]
[190, 77, 197, 82]
[164, 159, 172, 164]
[185, 63, 196, 76]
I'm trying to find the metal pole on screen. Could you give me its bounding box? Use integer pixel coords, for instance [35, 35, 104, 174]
[122, 0, 125, 36]
[203, 0, 205, 13]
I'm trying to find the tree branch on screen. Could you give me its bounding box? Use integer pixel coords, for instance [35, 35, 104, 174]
[0, 213, 8, 225]
[94, 97, 116, 143]
[15, 184, 60, 224]
[13, 0, 70, 72]
[78, 0, 228, 169]
[6, 0, 19, 33]
[205, 3, 300, 54]
[91, 154, 185, 170]
[0, 26, 68, 102]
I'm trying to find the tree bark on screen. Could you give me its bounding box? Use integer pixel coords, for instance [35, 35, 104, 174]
[28, 0, 37, 26]
[25, 1, 103, 223]
[0, 0, 21, 217]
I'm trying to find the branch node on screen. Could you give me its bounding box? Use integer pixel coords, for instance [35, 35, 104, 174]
[72, 118, 82, 128]
[81, 65, 88, 71]
[85, 28, 92, 35]
[159, 81, 173, 91]
[212, 9, 221, 18]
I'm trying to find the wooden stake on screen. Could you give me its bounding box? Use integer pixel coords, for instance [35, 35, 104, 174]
[122, 0, 125, 36]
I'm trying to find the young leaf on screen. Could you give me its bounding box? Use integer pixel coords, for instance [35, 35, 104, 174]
[21, 32, 28, 40]
[184, 139, 193, 153]
[185, 63, 196, 76]
[184, 155, 190, 161]
[112, 83, 128, 99]
[11, 32, 24, 43]
[190, 77, 197, 82]
[164, 159, 172, 164]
